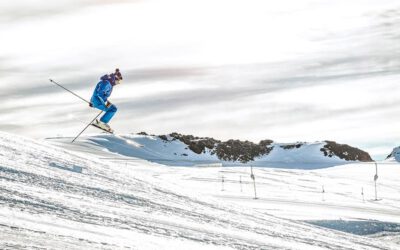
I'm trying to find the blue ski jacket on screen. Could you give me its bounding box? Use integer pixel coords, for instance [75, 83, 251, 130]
[91, 76, 113, 107]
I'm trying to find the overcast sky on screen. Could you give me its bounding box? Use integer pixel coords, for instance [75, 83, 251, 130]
[0, 0, 399, 160]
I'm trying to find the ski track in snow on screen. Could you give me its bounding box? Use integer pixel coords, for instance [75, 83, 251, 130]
[0, 132, 399, 249]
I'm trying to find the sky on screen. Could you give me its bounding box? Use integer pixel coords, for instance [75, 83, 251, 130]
[0, 0, 399, 160]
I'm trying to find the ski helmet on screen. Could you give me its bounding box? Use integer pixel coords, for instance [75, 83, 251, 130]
[114, 68, 123, 85]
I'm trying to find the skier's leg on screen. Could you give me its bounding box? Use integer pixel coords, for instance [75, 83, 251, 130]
[100, 104, 117, 123]
[91, 99, 108, 112]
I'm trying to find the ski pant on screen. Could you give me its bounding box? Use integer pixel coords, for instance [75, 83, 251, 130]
[91, 99, 117, 124]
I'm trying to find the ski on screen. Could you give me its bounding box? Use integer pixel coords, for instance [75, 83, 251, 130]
[91, 123, 114, 134]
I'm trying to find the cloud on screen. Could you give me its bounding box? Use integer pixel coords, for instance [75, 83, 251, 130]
[0, 0, 136, 23]
[0, 1, 400, 160]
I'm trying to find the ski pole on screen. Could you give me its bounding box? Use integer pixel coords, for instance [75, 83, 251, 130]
[72, 110, 103, 143]
[49, 79, 91, 105]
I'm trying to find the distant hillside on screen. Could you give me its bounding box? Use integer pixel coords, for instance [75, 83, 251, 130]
[386, 147, 400, 162]
[49, 132, 373, 169]
[166, 133, 372, 164]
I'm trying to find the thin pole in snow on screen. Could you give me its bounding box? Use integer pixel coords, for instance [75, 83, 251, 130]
[240, 175, 243, 193]
[374, 162, 379, 201]
[361, 187, 365, 202]
[221, 175, 225, 191]
[250, 166, 257, 199]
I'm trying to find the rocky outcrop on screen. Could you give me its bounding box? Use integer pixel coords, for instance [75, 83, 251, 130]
[169, 133, 220, 154]
[320, 141, 372, 162]
[280, 143, 303, 150]
[168, 133, 275, 163]
[211, 140, 312, 163]
[158, 135, 168, 141]
[159, 133, 275, 163]
[215, 140, 267, 163]
[386, 147, 400, 161]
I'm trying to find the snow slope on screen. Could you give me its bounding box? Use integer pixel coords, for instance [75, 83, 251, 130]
[48, 134, 366, 168]
[1, 131, 399, 249]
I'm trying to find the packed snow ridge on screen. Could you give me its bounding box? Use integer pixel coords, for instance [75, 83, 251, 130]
[50, 132, 372, 168]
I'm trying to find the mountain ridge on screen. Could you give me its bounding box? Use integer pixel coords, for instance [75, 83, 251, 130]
[50, 132, 373, 168]
[162, 132, 372, 163]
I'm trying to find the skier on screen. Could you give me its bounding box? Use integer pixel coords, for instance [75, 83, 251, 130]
[90, 68, 123, 132]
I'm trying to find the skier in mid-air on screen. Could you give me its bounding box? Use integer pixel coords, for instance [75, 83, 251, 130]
[90, 68, 123, 133]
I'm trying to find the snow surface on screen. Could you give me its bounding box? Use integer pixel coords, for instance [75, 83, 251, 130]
[1, 131, 400, 249]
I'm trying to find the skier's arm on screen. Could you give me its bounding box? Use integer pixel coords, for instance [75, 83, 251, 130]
[94, 82, 110, 107]
[95, 94, 107, 107]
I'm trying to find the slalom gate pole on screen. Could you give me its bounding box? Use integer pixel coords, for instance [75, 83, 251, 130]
[71, 110, 103, 143]
[374, 162, 379, 201]
[49, 79, 91, 105]
[250, 166, 257, 199]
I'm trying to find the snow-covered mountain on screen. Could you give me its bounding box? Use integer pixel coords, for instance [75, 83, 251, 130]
[48, 133, 372, 168]
[386, 147, 400, 162]
[1, 131, 400, 249]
